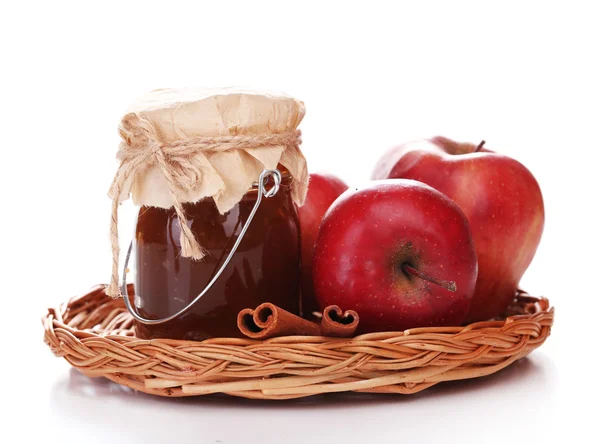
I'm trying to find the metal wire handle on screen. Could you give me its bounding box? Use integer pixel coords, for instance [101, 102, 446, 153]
[121, 169, 283, 325]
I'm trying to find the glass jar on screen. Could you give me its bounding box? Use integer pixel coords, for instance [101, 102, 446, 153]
[132, 169, 301, 341]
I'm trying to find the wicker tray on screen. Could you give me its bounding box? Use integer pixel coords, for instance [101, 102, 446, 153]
[42, 285, 554, 400]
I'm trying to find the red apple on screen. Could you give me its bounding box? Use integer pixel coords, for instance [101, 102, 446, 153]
[312, 179, 478, 333]
[298, 173, 349, 317]
[372, 138, 544, 322]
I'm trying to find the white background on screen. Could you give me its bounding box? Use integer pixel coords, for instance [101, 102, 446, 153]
[1, 1, 598, 443]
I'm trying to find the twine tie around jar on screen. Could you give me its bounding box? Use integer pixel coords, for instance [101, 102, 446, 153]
[106, 113, 302, 299]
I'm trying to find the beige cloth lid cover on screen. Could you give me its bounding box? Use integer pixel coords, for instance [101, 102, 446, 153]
[116, 87, 308, 212]
[106, 87, 308, 298]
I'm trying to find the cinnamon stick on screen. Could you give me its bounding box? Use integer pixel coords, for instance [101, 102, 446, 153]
[237, 302, 321, 339]
[237, 303, 361, 339]
[320, 305, 359, 337]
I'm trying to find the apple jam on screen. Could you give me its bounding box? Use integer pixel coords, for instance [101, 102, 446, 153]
[133, 171, 301, 341]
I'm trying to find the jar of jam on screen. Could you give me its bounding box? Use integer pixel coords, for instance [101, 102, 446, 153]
[106, 87, 309, 341]
[132, 168, 301, 340]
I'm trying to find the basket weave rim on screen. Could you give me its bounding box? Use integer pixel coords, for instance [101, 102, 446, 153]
[43, 285, 554, 400]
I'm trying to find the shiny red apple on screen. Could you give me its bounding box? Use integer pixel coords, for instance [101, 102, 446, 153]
[312, 179, 478, 333]
[372, 137, 544, 322]
[298, 173, 349, 317]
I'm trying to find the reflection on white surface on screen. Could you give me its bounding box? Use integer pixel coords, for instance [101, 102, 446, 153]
[47, 353, 557, 444]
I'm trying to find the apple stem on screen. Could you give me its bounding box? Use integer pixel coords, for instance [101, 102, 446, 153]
[474, 140, 486, 152]
[402, 264, 457, 292]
